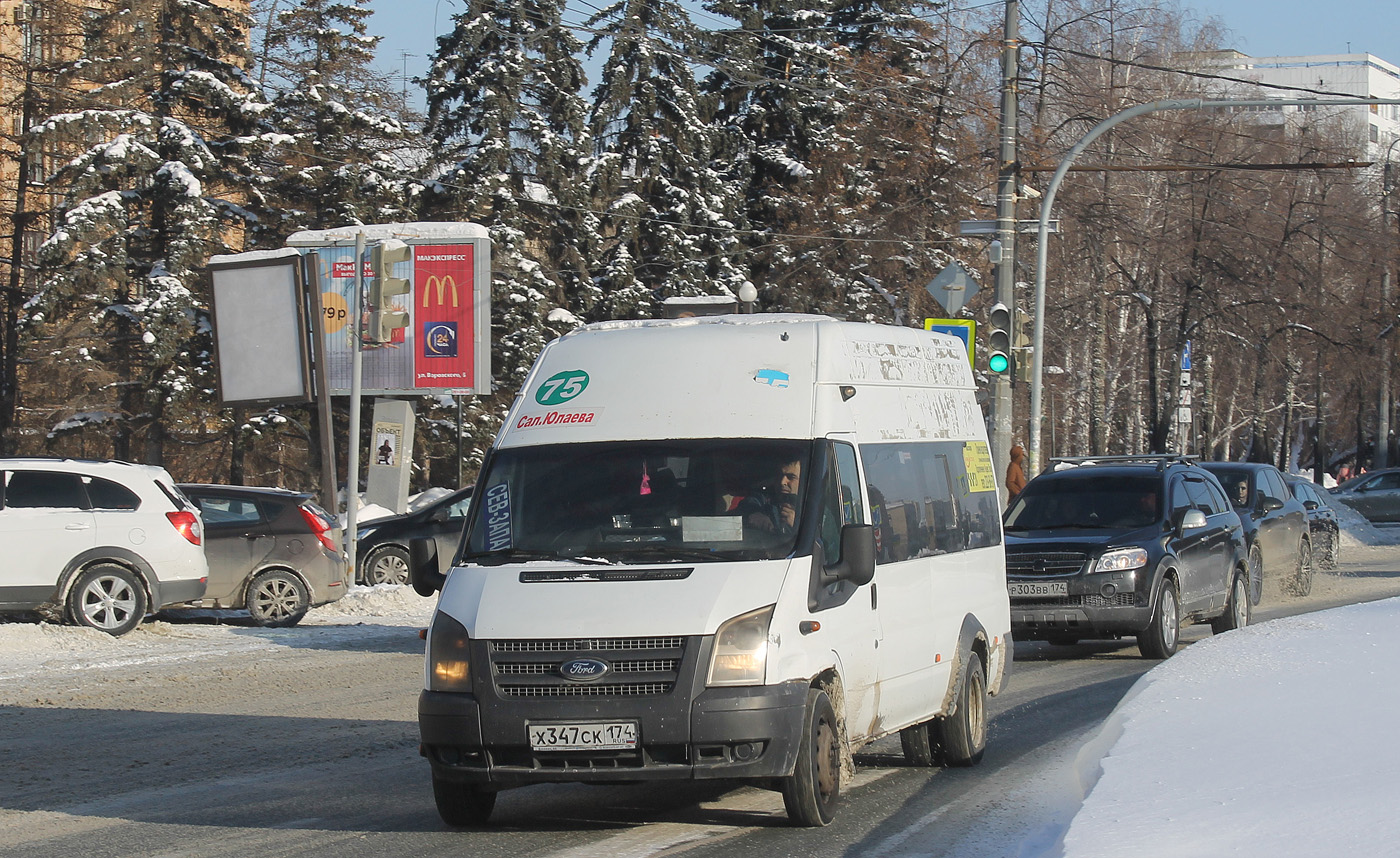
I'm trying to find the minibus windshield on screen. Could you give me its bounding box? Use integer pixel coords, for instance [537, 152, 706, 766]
[463, 439, 816, 563]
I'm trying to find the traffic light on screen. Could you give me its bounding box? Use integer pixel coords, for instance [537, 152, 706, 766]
[1013, 308, 1033, 383]
[368, 239, 411, 343]
[986, 302, 1012, 377]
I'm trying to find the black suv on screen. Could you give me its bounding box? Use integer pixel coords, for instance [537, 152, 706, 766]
[1003, 456, 1248, 658]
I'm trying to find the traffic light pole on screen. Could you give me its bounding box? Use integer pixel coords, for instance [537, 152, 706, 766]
[991, 0, 1020, 494]
[346, 231, 366, 577]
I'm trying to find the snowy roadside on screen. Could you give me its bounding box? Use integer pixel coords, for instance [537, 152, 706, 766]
[0, 584, 435, 688]
[1035, 518, 1400, 858]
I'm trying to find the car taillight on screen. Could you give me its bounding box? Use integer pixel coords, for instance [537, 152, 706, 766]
[166, 510, 202, 546]
[299, 506, 339, 553]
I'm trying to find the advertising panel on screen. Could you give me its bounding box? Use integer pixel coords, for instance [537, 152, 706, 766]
[286, 224, 491, 395]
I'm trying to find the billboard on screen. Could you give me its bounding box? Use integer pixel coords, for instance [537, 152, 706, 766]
[287, 224, 492, 395]
[207, 249, 313, 407]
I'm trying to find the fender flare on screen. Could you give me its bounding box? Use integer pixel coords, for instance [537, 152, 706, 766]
[939, 614, 990, 718]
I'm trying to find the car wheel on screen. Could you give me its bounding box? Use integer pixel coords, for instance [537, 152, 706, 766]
[246, 570, 309, 627]
[1320, 527, 1340, 570]
[900, 721, 940, 767]
[1211, 570, 1250, 634]
[937, 654, 987, 767]
[1138, 578, 1180, 659]
[782, 688, 841, 826]
[68, 564, 147, 636]
[1288, 538, 1314, 597]
[1246, 545, 1264, 606]
[432, 776, 496, 827]
[362, 545, 411, 586]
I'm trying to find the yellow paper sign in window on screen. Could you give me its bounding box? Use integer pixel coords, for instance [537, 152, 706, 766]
[963, 441, 997, 493]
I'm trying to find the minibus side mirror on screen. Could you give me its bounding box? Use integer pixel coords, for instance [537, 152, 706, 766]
[409, 536, 445, 597]
[826, 524, 876, 587]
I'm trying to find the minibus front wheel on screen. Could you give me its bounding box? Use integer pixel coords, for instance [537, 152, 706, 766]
[781, 688, 841, 826]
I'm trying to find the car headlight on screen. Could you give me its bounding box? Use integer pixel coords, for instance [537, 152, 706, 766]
[356, 526, 378, 541]
[1094, 547, 1148, 573]
[707, 606, 773, 687]
[428, 611, 473, 692]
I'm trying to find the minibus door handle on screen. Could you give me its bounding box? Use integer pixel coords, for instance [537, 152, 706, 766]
[870, 582, 878, 609]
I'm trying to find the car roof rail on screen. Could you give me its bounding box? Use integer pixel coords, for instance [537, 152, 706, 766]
[1049, 454, 1198, 472]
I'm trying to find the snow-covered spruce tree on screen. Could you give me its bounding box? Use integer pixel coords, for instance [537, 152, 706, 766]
[26, 0, 273, 465]
[587, 0, 746, 316]
[256, 0, 418, 235]
[422, 0, 596, 451]
[702, 0, 951, 317]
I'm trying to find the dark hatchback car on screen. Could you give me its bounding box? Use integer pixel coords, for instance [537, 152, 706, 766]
[179, 484, 348, 626]
[1003, 456, 1248, 659]
[1198, 462, 1311, 599]
[1284, 475, 1340, 569]
[355, 486, 473, 584]
[1329, 467, 1400, 523]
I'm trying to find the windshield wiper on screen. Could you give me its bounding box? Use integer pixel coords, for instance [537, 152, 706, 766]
[463, 548, 612, 566]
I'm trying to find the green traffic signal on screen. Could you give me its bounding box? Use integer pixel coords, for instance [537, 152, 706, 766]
[988, 352, 1010, 374]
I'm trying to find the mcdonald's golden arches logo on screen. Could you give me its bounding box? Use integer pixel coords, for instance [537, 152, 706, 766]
[423, 275, 460, 308]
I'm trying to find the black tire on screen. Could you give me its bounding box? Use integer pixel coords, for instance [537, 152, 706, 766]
[1246, 545, 1264, 606]
[432, 776, 496, 827]
[1138, 578, 1180, 659]
[937, 655, 987, 767]
[900, 722, 940, 767]
[1288, 538, 1314, 597]
[246, 570, 309, 627]
[782, 689, 841, 826]
[362, 544, 411, 586]
[1211, 570, 1251, 635]
[68, 564, 147, 636]
[1320, 527, 1340, 570]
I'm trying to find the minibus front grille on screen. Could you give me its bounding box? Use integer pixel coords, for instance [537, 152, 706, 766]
[501, 682, 674, 697]
[493, 637, 685, 653]
[489, 637, 688, 698]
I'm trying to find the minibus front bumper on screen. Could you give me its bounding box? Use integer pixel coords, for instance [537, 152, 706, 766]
[419, 679, 809, 787]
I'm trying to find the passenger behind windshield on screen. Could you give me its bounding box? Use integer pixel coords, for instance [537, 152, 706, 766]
[1004, 474, 1163, 531]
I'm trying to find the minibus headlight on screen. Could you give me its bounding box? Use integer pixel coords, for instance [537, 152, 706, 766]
[428, 611, 473, 692]
[1094, 547, 1148, 573]
[707, 606, 773, 687]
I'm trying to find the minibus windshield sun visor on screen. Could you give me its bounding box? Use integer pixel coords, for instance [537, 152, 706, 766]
[463, 439, 818, 564]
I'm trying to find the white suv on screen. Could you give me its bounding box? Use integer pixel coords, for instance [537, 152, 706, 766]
[0, 458, 208, 635]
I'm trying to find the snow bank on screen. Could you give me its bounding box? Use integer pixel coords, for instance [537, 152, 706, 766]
[1051, 597, 1400, 857]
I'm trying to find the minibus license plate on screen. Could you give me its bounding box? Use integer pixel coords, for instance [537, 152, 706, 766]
[528, 721, 639, 751]
[1008, 581, 1067, 598]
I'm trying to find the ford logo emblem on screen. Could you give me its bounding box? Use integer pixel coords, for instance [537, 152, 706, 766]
[559, 657, 611, 682]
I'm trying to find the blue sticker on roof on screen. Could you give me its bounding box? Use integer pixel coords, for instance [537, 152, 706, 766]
[755, 369, 789, 388]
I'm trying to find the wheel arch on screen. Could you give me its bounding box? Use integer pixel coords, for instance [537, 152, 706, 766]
[940, 614, 990, 718]
[55, 549, 156, 612]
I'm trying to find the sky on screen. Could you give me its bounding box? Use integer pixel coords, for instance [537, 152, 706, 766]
[364, 0, 1400, 109]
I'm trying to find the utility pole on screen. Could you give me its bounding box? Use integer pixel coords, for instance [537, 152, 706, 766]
[1380, 270, 1393, 470]
[992, 0, 1020, 489]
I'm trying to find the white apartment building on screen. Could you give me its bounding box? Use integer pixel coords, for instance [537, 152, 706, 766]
[1203, 51, 1400, 163]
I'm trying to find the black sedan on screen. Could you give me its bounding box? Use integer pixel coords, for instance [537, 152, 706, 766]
[1284, 475, 1340, 569]
[355, 487, 473, 584]
[1199, 462, 1311, 600]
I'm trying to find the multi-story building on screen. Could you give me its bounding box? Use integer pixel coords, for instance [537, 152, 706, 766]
[1203, 51, 1400, 162]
